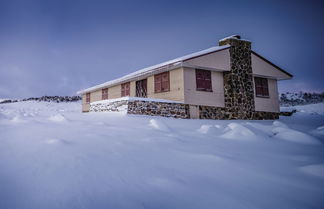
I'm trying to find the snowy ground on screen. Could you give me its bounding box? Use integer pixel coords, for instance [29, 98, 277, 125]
[0, 101, 324, 209]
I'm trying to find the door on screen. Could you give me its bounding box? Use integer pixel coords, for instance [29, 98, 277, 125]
[189, 105, 199, 119]
[136, 79, 147, 97]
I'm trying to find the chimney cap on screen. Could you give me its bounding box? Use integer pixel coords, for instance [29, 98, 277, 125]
[218, 34, 251, 46]
[219, 35, 241, 42]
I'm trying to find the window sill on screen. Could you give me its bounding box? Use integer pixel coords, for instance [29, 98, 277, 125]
[196, 89, 213, 92]
[154, 90, 170, 94]
[256, 95, 270, 98]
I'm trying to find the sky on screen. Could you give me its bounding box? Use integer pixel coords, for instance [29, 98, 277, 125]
[0, 0, 323, 98]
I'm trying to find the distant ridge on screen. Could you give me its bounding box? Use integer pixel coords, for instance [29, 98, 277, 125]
[280, 92, 324, 106]
[0, 96, 81, 104]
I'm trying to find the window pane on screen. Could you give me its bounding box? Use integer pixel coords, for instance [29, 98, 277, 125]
[196, 69, 212, 91]
[254, 77, 269, 97]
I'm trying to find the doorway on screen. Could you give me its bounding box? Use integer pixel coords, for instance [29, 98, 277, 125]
[136, 79, 147, 97]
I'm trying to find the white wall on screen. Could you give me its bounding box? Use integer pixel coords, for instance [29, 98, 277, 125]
[254, 78, 280, 113]
[183, 67, 225, 107]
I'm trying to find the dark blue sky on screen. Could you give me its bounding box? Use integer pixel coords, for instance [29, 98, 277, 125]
[0, 0, 323, 98]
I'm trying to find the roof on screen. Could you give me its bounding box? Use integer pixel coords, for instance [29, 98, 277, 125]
[77, 45, 230, 94]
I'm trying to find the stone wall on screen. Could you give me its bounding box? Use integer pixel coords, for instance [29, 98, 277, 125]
[221, 37, 256, 119]
[199, 106, 227, 120]
[253, 111, 279, 120]
[89, 99, 278, 120]
[89, 99, 190, 119]
[90, 100, 128, 112]
[128, 100, 190, 119]
[199, 105, 279, 120]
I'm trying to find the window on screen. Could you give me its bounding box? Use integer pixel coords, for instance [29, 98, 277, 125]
[154, 71, 170, 93]
[196, 69, 212, 92]
[86, 93, 90, 103]
[102, 88, 108, 100]
[254, 77, 269, 97]
[121, 82, 130, 97]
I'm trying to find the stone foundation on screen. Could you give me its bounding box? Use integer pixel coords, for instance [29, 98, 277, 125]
[89, 99, 190, 119]
[253, 111, 279, 120]
[90, 100, 128, 112]
[128, 100, 190, 119]
[199, 105, 279, 120]
[199, 106, 227, 120]
[90, 99, 278, 120]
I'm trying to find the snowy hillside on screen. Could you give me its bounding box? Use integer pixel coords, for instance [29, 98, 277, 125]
[0, 101, 324, 209]
[280, 92, 324, 106]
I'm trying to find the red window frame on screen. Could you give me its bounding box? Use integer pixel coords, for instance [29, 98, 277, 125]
[102, 88, 108, 100]
[154, 71, 170, 93]
[196, 69, 212, 92]
[86, 93, 90, 103]
[254, 77, 269, 97]
[121, 82, 130, 97]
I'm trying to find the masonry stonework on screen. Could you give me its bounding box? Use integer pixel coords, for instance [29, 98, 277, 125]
[90, 100, 128, 112]
[128, 100, 190, 119]
[89, 99, 190, 119]
[220, 37, 256, 119]
[89, 99, 279, 120]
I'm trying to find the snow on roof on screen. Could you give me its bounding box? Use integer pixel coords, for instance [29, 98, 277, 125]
[219, 35, 251, 43]
[77, 45, 230, 94]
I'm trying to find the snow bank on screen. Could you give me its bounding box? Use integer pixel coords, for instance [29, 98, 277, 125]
[197, 124, 223, 134]
[0, 101, 324, 209]
[48, 114, 67, 122]
[221, 122, 256, 140]
[314, 126, 324, 136]
[281, 102, 324, 115]
[272, 127, 321, 145]
[149, 119, 170, 131]
[11, 115, 27, 123]
[197, 124, 213, 134]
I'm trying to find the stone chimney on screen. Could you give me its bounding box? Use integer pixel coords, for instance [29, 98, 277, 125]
[219, 35, 255, 119]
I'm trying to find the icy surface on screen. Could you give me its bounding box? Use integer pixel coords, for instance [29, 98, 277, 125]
[0, 101, 324, 209]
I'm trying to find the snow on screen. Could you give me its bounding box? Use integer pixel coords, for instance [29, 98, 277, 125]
[221, 122, 256, 140]
[272, 126, 321, 145]
[77, 45, 230, 94]
[48, 114, 67, 122]
[149, 119, 170, 132]
[0, 101, 324, 209]
[281, 102, 324, 115]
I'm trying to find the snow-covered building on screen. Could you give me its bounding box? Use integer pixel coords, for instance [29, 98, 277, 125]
[77, 35, 292, 119]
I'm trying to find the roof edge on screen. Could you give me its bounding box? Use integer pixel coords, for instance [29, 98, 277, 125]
[77, 45, 231, 94]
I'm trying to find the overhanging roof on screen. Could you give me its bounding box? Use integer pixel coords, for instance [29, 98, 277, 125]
[77, 45, 230, 94]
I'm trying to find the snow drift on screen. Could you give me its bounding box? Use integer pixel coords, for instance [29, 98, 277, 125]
[0, 101, 323, 209]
